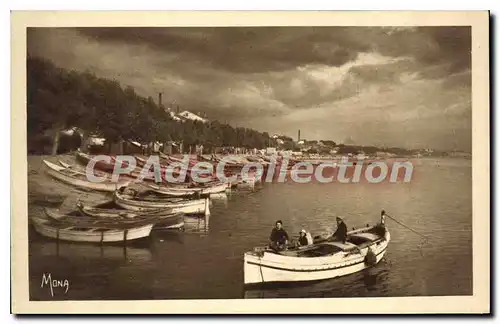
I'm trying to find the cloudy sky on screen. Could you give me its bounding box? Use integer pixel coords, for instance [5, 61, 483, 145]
[27, 27, 471, 151]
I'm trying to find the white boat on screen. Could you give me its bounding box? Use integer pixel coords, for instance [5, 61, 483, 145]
[30, 216, 154, 243]
[74, 201, 185, 229]
[147, 184, 203, 197]
[113, 189, 210, 216]
[243, 216, 390, 285]
[199, 182, 228, 194]
[59, 160, 116, 180]
[43, 160, 130, 192]
[75, 200, 170, 219]
[148, 181, 227, 196]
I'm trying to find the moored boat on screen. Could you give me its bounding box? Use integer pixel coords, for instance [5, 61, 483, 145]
[198, 181, 228, 194]
[45, 206, 163, 225]
[76, 200, 163, 219]
[148, 181, 228, 197]
[113, 188, 210, 216]
[58, 160, 111, 178]
[75, 201, 185, 229]
[147, 184, 203, 197]
[75, 151, 117, 173]
[30, 216, 154, 243]
[43, 160, 130, 192]
[243, 213, 390, 285]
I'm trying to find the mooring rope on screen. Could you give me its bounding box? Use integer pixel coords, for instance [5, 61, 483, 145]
[384, 212, 428, 241]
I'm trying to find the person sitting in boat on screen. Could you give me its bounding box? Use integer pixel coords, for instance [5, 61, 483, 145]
[332, 217, 348, 243]
[298, 229, 313, 246]
[269, 220, 289, 251]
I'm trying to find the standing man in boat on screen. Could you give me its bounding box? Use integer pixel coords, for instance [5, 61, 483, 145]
[269, 220, 289, 251]
[331, 217, 348, 243]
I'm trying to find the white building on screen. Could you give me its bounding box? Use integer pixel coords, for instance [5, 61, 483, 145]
[177, 111, 208, 123]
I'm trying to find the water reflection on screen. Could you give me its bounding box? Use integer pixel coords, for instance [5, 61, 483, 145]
[29, 233, 153, 263]
[243, 259, 391, 299]
[183, 214, 210, 234]
[209, 193, 229, 208]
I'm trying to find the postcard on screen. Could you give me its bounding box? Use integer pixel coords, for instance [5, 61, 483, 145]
[11, 10, 490, 314]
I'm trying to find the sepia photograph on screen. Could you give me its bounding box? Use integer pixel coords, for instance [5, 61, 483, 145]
[11, 11, 490, 314]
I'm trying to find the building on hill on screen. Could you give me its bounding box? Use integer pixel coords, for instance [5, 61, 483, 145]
[164, 107, 182, 122]
[177, 111, 208, 123]
[448, 151, 471, 158]
[375, 151, 397, 158]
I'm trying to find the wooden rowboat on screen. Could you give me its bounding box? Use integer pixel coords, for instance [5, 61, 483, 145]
[75, 151, 117, 173]
[113, 189, 210, 216]
[76, 200, 164, 219]
[58, 160, 112, 179]
[43, 160, 130, 192]
[146, 184, 203, 197]
[243, 214, 390, 285]
[30, 216, 154, 243]
[197, 182, 228, 194]
[76, 152, 169, 183]
[148, 181, 228, 197]
[75, 201, 185, 229]
[45, 207, 159, 225]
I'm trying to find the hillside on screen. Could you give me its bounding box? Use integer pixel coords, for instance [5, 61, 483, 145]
[27, 56, 276, 155]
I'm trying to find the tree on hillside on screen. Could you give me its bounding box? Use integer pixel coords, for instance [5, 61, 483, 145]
[27, 56, 275, 155]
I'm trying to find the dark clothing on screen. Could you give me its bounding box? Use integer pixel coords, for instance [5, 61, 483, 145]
[299, 235, 309, 246]
[333, 221, 348, 243]
[270, 228, 289, 245]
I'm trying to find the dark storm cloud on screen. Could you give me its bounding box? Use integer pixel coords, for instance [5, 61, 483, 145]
[75, 26, 470, 77]
[370, 27, 471, 79]
[416, 27, 471, 73]
[77, 27, 373, 73]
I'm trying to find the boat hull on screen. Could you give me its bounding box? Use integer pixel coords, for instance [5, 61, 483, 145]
[244, 229, 390, 285]
[149, 182, 228, 196]
[114, 191, 210, 216]
[200, 182, 228, 194]
[148, 185, 203, 197]
[44, 160, 130, 192]
[30, 217, 153, 243]
[154, 213, 185, 229]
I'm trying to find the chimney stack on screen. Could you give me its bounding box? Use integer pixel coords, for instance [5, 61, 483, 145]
[158, 92, 163, 108]
[298, 129, 301, 142]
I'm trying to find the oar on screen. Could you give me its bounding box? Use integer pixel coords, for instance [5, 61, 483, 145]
[383, 211, 428, 241]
